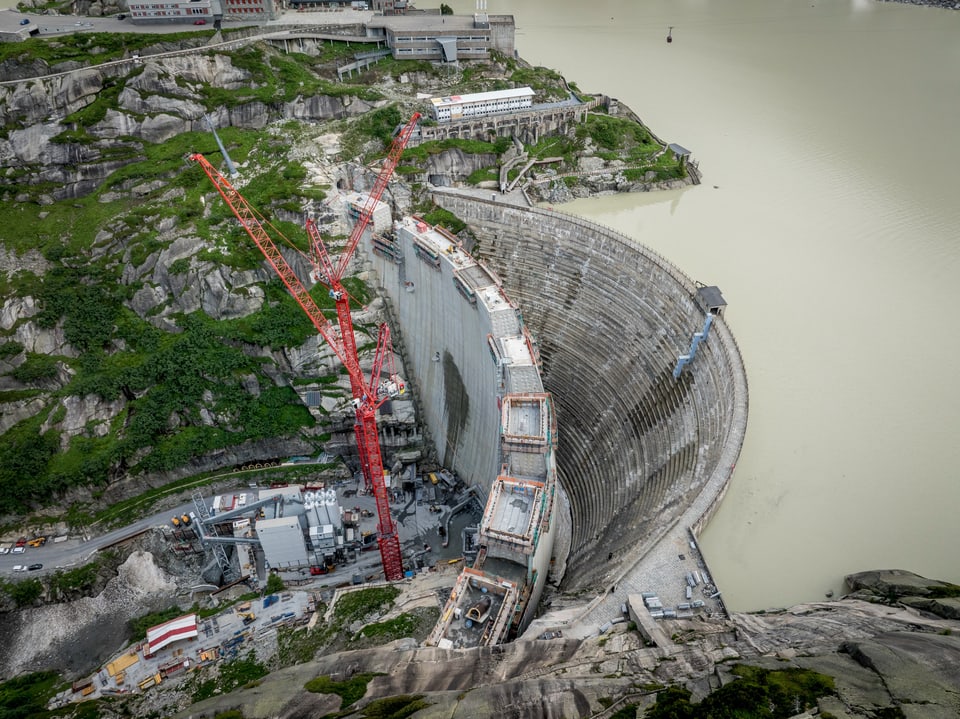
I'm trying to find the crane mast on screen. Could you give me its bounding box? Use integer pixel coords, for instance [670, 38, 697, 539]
[191, 111, 421, 582]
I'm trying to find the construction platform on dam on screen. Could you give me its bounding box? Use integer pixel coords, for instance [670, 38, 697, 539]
[365, 216, 558, 645]
[361, 189, 748, 641]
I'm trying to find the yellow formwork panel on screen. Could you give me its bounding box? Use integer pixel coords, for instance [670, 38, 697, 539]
[106, 652, 139, 677]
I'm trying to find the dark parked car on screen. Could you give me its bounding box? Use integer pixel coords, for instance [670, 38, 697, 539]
[27, 563, 43, 571]
[19, 18, 30, 25]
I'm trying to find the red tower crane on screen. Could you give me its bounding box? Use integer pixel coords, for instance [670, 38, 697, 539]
[191, 111, 421, 581]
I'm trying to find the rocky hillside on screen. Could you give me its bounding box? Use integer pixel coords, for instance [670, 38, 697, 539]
[168, 570, 960, 718]
[0, 38, 421, 522]
[0, 30, 687, 526]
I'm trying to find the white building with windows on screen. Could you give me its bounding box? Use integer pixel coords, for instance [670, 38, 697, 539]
[430, 87, 535, 123]
[128, 0, 216, 23]
[364, 13, 515, 63]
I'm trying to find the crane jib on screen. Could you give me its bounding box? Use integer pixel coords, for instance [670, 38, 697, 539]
[188, 112, 420, 582]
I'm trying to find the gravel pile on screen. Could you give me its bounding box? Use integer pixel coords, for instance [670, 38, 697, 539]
[0, 550, 179, 679]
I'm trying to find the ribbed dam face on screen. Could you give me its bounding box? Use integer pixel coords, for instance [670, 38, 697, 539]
[429, 194, 749, 593]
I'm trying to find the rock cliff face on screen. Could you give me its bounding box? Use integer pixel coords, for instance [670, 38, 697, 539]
[422, 148, 498, 186]
[0, 51, 384, 202]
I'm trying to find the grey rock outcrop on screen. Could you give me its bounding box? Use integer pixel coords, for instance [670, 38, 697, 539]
[0, 397, 47, 435]
[12, 320, 79, 358]
[41, 394, 126, 449]
[2, 51, 386, 203]
[899, 596, 960, 620]
[845, 569, 960, 619]
[122, 235, 270, 320]
[837, 632, 960, 718]
[845, 568, 958, 598]
[423, 148, 498, 186]
[1, 296, 39, 331]
[0, 247, 50, 278]
[845, 569, 960, 620]
[168, 594, 960, 719]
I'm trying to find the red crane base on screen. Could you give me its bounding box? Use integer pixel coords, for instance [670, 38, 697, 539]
[378, 534, 404, 581]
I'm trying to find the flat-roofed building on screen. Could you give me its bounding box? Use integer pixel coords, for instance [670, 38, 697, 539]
[479, 475, 546, 565]
[430, 87, 534, 123]
[365, 13, 515, 62]
[370, 0, 408, 14]
[143, 614, 198, 657]
[128, 0, 218, 24]
[221, 0, 273, 21]
[257, 515, 308, 568]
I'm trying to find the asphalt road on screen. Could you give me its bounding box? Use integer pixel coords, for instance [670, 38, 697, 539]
[0, 478, 465, 579]
[1, 6, 373, 37]
[0, 497, 205, 576]
[0, 7, 240, 36]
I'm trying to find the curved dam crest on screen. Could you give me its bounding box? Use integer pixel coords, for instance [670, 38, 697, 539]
[365, 190, 747, 617]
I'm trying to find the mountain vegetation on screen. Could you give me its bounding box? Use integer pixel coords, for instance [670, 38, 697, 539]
[0, 28, 676, 530]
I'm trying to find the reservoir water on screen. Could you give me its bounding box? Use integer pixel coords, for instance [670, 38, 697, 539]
[447, 0, 960, 609]
[5, 0, 958, 610]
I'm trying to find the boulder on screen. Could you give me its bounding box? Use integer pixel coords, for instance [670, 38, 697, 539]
[42, 394, 125, 448]
[845, 569, 959, 599]
[899, 596, 960, 621]
[1, 296, 39, 331]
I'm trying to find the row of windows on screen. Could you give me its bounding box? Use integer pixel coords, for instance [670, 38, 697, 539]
[393, 35, 488, 42]
[131, 9, 206, 15]
[128, 2, 207, 8]
[435, 99, 532, 121]
[396, 46, 486, 54]
[226, 0, 265, 5]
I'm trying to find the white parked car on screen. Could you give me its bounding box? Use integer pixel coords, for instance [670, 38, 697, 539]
[12, 545, 25, 554]
[0, 546, 9, 555]
[12, 565, 27, 572]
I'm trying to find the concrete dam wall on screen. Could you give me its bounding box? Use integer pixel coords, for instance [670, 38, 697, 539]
[362, 218, 544, 491]
[427, 191, 748, 593]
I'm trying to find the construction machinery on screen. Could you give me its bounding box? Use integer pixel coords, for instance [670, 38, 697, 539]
[190, 111, 421, 581]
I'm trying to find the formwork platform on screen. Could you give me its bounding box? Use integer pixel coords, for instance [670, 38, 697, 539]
[427, 567, 519, 649]
[479, 475, 544, 560]
[501, 393, 554, 452]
